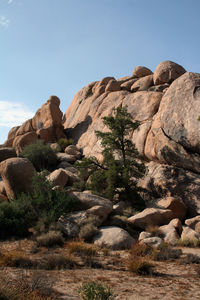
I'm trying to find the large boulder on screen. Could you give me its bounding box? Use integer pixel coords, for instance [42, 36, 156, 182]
[13, 131, 38, 153]
[157, 197, 187, 221]
[153, 61, 186, 85]
[58, 211, 88, 238]
[132, 66, 153, 78]
[0, 147, 16, 163]
[128, 208, 173, 229]
[70, 191, 113, 219]
[159, 219, 181, 245]
[93, 226, 135, 250]
[47, 168, 69, 188]
[0, 157, 35, 199]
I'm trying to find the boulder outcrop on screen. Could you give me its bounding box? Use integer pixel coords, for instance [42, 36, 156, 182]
[4, 96, 64, 151]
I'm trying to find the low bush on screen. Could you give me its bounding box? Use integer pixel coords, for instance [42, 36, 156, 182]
[129, 243, 153, 258]
[36, 231, 64, 248]
[78, 281, 113, 300]
[0, 173, 80, 238]
[21, 141, 57, 171]
[38, 253, 77, 270]
[0, 250, 32, 268]
[79, 223, 99, 241]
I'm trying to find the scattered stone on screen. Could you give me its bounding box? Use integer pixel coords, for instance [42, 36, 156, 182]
[140, 237, 163, 248]
[181, 226, 200, 241]
[50, 143, 62, 153]
[138, 231, 151, 241]
[131, 75, 153, 92]
[185, 216, 200, 229]
[57, 153, 77, 163]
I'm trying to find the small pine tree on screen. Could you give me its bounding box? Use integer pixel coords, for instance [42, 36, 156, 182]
[77, 105, 146, 209]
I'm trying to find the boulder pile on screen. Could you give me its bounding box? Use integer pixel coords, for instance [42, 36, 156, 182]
[1, 60, 200, 249]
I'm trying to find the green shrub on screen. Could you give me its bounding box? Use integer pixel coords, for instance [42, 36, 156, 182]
[0, 173, 80, 239]
[78, 281, 113, 300]
[21, 141, 57, 171]
[57, 138, 74, 151]
[176, 238, 200, 248]
[36, 231, 64, 248]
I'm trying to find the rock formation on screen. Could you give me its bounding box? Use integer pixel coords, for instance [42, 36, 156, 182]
[4, 95, 65, 151]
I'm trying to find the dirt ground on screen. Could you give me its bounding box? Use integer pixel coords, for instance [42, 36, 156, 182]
[1, 240, 200, 300]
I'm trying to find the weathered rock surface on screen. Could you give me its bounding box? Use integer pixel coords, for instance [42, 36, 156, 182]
[58, 211, 88, 238]
[0, 157, 35, 199]
[70, 192, 113, 219]
[93, 226, 135, 250]
[159, 219, 181, 245]
[0, 147, 16, 163]
[139, 161, 200, 216]
[185, 216, 200, 229]
[181, 226, 200, 241]
[131, 75, 153, 92]
[153, 60, 186, 85]
[128, 208, 173, 229]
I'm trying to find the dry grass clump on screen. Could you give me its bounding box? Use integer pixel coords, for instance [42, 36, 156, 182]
[38, 253, 77, 270]
[176, 238, 200, 248]
[145, 225, 164, 238]
[0, 273, 55, 300]
[0, 249, 77, 270]
[78, 223, 99, 241]
[152, 244, 182, 261]
[127, 258, 154, 275]
[129, 243, 153, 258]
[180, 253, 200, 265]
[67, 240, 98, 257]
[0, 250, 33, 268]
[36, 231, 64, 248]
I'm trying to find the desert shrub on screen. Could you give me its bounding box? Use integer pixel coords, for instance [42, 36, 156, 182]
[0, 250, 32, 268]
[129, 243, 153, 258]
[21, 141, 57, 171]
[0, 173, 80, 238]
[57, 138, 74, 151]
[180, 253, 200, 264]
[36, 231, 64, 248]
[152, 244, 182, 261]
[176, 238, 200, 248]
[127, 257, 154, 275]
[79, 223, 99, 241]
[38, 253, 77, 270]
[78, 281, 113, 300]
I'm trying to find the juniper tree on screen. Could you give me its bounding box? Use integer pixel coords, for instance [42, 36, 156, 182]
[77, 105, 146, 209]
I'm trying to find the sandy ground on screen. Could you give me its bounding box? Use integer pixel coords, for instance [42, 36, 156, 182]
[1, 240, 200, 300]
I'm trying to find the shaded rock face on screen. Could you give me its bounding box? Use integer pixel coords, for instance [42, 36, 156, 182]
[5, 96, 64, 150]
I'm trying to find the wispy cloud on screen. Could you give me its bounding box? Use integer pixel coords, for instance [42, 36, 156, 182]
[8, 0, 13, 4]
[0, 16, 10, 28]
[0, 101, 34, 127]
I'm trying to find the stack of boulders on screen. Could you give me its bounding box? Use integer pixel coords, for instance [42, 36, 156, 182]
[2, 60, 200, 250]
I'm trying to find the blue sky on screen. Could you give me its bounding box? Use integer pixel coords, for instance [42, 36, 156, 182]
[1, 0, 200, 143]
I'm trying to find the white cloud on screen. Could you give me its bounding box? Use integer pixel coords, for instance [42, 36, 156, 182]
[8, 0, 13, 4]
[0, 101, 34, 127]
[0, 16, 10, 28]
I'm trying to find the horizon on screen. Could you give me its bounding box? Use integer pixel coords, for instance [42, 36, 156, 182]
[1, 0, 200, 143]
